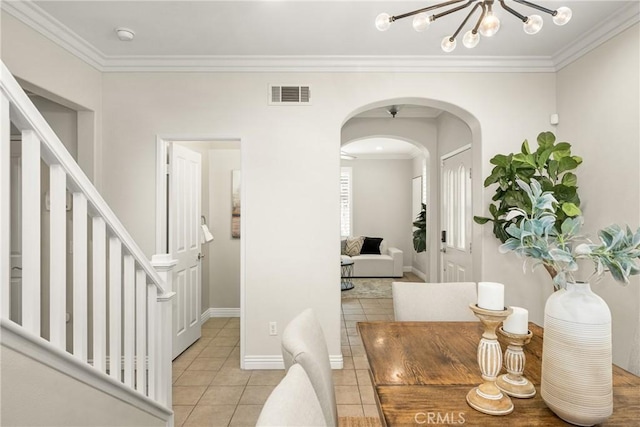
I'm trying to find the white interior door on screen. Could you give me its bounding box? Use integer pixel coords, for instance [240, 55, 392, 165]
[440, 148, 473, 282]
[169, 144, 202, 359]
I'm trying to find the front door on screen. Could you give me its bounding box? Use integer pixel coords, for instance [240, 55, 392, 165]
[441, 148, 473, 282]
[169, 144, 202, 359]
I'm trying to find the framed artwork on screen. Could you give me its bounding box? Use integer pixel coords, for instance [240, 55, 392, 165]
[231, 170, 241, 238]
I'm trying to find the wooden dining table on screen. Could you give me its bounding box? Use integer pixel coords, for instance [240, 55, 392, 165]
[357, 321, 640, 426]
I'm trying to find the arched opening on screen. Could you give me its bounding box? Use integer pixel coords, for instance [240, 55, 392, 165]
[340, 98, 482, 283]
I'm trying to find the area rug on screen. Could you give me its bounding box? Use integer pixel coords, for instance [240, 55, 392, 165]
[341, 273, 423, 299]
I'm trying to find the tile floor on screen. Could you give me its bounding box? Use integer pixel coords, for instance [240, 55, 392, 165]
[172, 298, 393, 426]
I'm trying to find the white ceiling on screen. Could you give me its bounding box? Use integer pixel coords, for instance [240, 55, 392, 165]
[2, 1, 637, 71]
[4, 1, 638, 156]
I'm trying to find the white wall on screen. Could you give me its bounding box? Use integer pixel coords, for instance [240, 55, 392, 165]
[341, 158, 413, 266]
[99, 71, 555, 366]
[1, 346, 165, 426]
[31, 95, 78, 158]
[437, 112, 473, 158]
[556, 24, 640, 373]
[1, 12, 102, 186]
[208, 148, 241, 310]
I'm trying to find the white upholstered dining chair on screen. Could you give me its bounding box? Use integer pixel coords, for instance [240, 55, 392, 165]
[256, 363, 326, 426]
[281, 308, 338, 426]
[392, 282, 478, 321]
[281, 308, 381, 427]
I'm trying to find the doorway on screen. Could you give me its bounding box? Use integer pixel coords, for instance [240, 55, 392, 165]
[341, 98, 482, 283]
[155, 138, 243, 360]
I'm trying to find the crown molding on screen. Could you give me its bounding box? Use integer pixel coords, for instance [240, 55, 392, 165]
[553, 3, 640, 71]
[99, 54, 556, 73]
[2, 0, 638, 73]
[1, 0, 105, 70]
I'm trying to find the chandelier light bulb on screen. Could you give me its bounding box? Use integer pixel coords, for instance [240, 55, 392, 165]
[412, 13, 431, 32]
[462, 30, 480, 48]
[523, 15, 543, 34]
[553, 6, 572, 26]
[479, 11, 501, 37]
[375, 13, 392, 31]
[441, 36, 457, 53]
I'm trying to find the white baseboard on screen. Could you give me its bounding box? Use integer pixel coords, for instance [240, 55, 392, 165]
[243, 354, 344, 370]
[201, 308, 240, 322]
[411, 267, 427, 281]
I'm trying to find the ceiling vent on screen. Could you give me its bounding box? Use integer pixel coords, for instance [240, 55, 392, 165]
[269, 85, 311, 105]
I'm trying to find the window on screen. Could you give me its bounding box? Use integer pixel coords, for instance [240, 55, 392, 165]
[340, 167, 352, 237]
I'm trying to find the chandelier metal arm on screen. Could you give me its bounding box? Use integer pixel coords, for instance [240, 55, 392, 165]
[512, 0, 557, 16]
[432, 0, 476, 22]
[449, 2, 484, 40]
[498, 0, 527, 22]
[391, 0, 471, 22]
[472, 3, 487, 33]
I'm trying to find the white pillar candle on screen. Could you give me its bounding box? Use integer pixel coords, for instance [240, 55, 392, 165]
[503, 307, 529, 335]
[477, 282, 505, 311]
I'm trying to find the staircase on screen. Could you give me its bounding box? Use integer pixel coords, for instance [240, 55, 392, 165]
[1, 61, 176, 426]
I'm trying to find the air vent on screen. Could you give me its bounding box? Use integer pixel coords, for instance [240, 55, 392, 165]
[269, 85, 311, 105]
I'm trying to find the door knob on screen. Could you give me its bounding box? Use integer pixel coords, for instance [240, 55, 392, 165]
[440, 248, 447, 253]
[197, 253, 205, 261]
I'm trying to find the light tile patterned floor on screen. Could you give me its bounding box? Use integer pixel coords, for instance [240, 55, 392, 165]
[172, 298, 393, 426]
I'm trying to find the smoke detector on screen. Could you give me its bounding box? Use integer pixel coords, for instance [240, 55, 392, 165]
[115, 28, 135, 41]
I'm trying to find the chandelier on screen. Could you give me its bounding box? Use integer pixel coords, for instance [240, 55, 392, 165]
[375, 0, 572, 53]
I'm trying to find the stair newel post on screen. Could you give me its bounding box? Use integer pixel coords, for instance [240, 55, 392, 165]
[151, 254, 177, 408]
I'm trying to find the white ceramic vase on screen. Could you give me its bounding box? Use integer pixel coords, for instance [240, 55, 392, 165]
[541, 282, 612, 426]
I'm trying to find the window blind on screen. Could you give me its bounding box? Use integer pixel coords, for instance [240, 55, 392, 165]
[340, 167, 352, 237]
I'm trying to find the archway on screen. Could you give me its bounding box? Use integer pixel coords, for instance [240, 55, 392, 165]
[340, 98, 482, 282]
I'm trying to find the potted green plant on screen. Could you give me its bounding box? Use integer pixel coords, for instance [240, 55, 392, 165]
[474, 131, 583, 281]
[499, 179, 640, 426]
[413, 203, 426, 253]
[474, 131, 582, 243]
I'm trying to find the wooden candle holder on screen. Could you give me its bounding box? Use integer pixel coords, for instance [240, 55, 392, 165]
[496, 327, 536, 398]
[466, 304, 514, 416]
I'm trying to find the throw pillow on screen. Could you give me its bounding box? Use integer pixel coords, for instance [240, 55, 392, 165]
[345, 236, 365, 256]
[340, 239, 347, 255]
[360, 237, 383, 255]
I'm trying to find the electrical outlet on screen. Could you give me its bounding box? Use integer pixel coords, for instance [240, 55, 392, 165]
[269, 321, 277, 336]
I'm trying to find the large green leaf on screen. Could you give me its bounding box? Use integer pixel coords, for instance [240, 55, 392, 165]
[548, 160, 559, 181]
[558, 156, 579, 173]
[561, 172, 578, 187]
[521, 139, 531, 155]
[537, 131, 556, 148]
[561, 202, 582, 217]
[490, 154, 510, 167]
[474, 216, 491, 225]
[537, 148, 553, 169]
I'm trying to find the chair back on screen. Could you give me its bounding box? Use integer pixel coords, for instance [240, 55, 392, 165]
[392, 282, 478, 321]
[256, 363, 326, 426]
[281, 308, 337, 426]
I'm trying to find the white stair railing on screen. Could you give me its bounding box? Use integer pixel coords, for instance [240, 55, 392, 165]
[0, 61, 175, 412]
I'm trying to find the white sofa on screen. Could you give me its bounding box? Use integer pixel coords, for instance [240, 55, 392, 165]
[341, 240, 403, 278]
